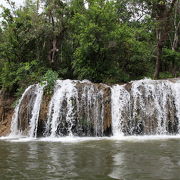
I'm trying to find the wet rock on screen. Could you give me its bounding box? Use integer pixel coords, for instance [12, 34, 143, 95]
[0, 92, 15, 136]
[37, 94, 51, 137]
[17, 85, 37, 134]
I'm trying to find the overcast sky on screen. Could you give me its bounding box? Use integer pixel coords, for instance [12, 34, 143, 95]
[0, 0, 24, 7]
[0, 0, 24, 16]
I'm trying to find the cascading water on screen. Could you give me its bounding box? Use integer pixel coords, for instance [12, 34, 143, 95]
[111, 85, 130, 137]
[8, 78, 180, 138]
[10, 83, 45, 137]
[75, 81, 106, 136]
[45, 80, 78, 137]
[28, 84, 46, 137]
[173, 80, 180, 133]
[111, 79, 180, 136]
[10, 85, 34, 136]
[45, 80, 108, 137]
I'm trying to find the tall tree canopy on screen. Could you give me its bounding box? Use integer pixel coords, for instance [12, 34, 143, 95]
[0, 0, 179, 95]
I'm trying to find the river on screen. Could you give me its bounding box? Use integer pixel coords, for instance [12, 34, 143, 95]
[0, 136, 180, 180]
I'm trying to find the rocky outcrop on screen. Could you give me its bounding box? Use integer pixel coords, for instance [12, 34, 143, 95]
[37, 94, 51, 136]
[17, 85, 37, 134]
[0, 92, 15, 136]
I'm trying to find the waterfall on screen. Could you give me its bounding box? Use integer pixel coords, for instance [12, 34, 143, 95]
[10, 85, 34, 136]
[173, 80, 180, 133]
[45, 80, 78, 137]
[10, 83, 45, 137]
[45, 80, 107, 137]
[28, 84, 46, 137]
[111, 85, 130, 136]
[76, 81, 106, 136]
[111, 79, 180, 135]
[9, 78, 180, 138]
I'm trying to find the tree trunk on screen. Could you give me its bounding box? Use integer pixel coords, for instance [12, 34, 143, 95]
[154, 44, 162, 79]
[36, 0, 40, 12]
[171, 0, 180, 77]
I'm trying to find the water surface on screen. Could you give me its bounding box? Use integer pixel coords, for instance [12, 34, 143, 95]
[0, 136, 180, 180]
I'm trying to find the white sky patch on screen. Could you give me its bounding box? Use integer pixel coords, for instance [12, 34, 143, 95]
[0, 0, 24, 22]
[0, 0, 24, 8]
[84, 0, 89, 9]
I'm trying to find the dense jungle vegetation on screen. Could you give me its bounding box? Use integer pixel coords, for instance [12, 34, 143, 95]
[0, 0, 179, 96]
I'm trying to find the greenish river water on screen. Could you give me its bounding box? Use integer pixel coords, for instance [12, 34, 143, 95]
[0, 136, 180, 180]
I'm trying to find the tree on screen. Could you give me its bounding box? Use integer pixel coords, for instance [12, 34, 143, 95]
[170, 0, 180, 76]
[152, 0, 178, 79]
[121, 0, 179, 79]
[0, 1, 47, 93]
[0, 0, 179, 95]
[70, 0, 151, 82]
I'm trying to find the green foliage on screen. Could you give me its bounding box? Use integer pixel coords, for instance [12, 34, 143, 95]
[41, 70, 59, 94]
[0, 0, 179, 95]
[71, 0, 152, 82]
[161, 48, 180, 77]
[163, 48, 180, 65]
[0, 60, 45, 91]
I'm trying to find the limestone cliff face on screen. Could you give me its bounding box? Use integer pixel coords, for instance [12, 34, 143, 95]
[0, 78, 180, 137]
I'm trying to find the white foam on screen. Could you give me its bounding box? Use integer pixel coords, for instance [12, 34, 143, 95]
[110, 135, 180, 142]
[38, 136, 110, 143]
[1, 135, 180, 143]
